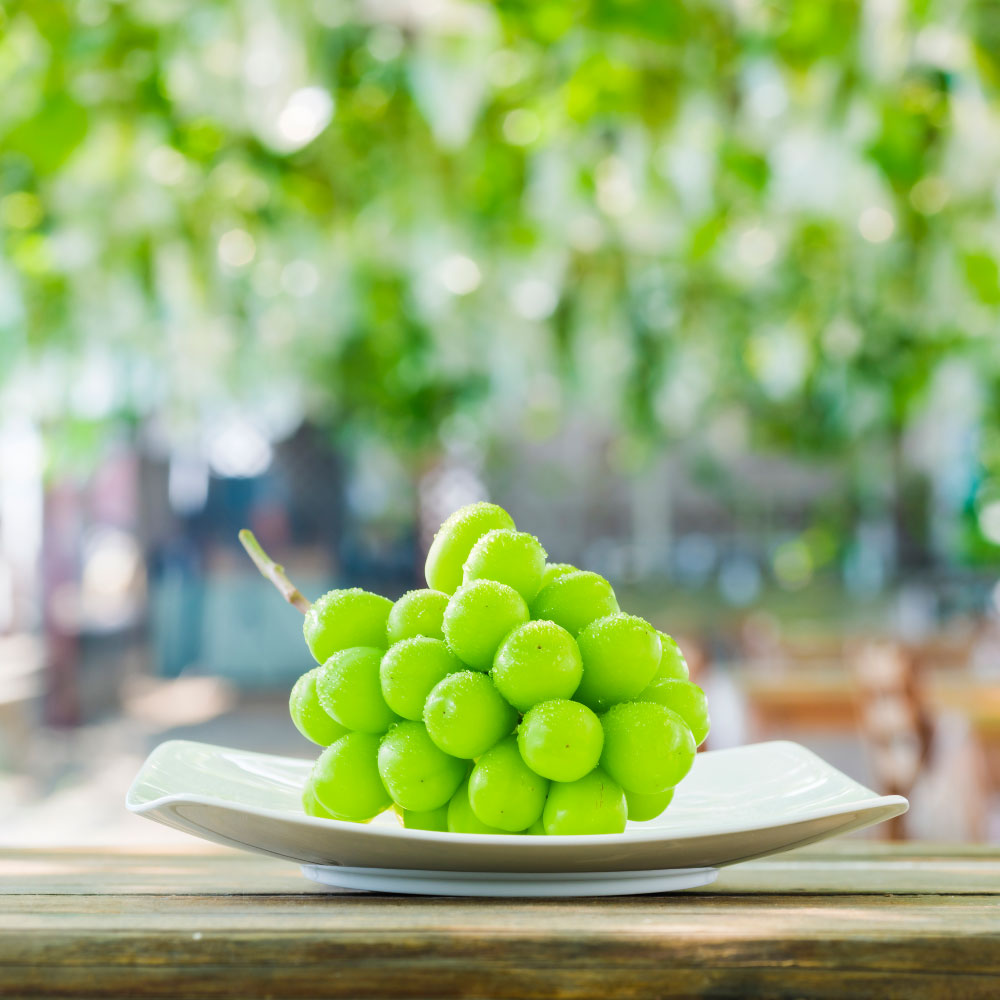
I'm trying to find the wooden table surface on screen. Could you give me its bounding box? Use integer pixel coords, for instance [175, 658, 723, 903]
[4, 843, 1000, 999]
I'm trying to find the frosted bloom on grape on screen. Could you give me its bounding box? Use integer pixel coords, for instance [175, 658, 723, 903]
[517, 699, 603, 783]
[377, 721, 466, 812]
[492, 620, 582, 712]
[310, 733, 392, 822]
[530, 570, 619, 636]
[653, 632, 690, 681]
[442, 579, 529, 671]
[317, 647, 400, 734]
[289, 666, 349, 746]
[542, 767, 627, 835]
[469, 736, 548, 832]
[424, 502, 515, 595]
[304, 588, 393, 662]
[575, 613, 662, 712]
[379, 637, 462, 721]
[386, 589, 450, 644]
[636, 677, 710, 746]
[423, 670, 517, 759]
[447, 779, 509, 834]
[462, 528, 547, 602]
[600, 702, 696, 795]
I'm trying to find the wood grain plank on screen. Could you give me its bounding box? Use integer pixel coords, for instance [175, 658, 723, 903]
[5, 845, 1000, 896]
[710, 855, 1000, 894]
[6, 964, 1000, 1000]
[4, 894, 1000, 998]
[5, 964, 1000, 1000]
[5, 893, 1000, 962]
[5, 847, 1000, 998]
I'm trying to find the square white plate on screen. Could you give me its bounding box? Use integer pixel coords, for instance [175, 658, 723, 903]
[126, 739, 906, 894]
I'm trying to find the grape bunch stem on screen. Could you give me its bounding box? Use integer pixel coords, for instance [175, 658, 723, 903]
[238, 529, 312, 614]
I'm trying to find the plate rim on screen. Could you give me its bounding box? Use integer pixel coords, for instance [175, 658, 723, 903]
[126, 737, 909, 848]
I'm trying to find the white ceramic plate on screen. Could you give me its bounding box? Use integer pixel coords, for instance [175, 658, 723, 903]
[126, 739, 906, 894]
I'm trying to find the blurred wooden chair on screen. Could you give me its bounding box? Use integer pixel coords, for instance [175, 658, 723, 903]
[852, 642, 934, 840]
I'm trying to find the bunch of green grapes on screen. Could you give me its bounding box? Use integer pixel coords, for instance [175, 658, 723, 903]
[281, 502, 709, 834]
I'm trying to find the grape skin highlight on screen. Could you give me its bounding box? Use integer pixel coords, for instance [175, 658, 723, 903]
[377, 721, 467, 812]
[447, 779, 510, 834]
[302, 781, 336, 819]
[542, 767, 627, 835]
[517, 699, 604, 783]
[653, 632, 690, 682]
[574, 613, 662, 712]
[492, 620, 583, 713]
[317, 646, 400, 734]
[379, 636, 463, 721]
[423, 670, 517, 759]
[600, 702, 696, 795]
[462, 528, 548, 602]
[625, 786, 675, 822]
[424, 502, 516, 595]
[304, 588, 394, 663]
[310, 732, 392, 822]
[289, 666, 350, 746]
[469, 736, 549, 832]
[530, 570, 619, 636]
[442, 579, 530, 671]
[637, 677, 710, 746]
[538, 562, 577, 589]
[386, 589, 450, 644]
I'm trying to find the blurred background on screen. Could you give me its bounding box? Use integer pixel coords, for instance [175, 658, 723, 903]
[2, 0, 1000, 844]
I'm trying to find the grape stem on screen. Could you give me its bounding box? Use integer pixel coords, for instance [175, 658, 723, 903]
[238, 529, 312, 614]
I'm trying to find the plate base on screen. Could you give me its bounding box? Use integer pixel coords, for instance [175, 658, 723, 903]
[301, 863, 719, 897]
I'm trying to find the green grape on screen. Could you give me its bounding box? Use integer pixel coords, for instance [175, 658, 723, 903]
[637, 677, 710, 746]
[302, 782, 336, 819]
[625, 786, 675, 822]
[542, 767, 627, 835]
[447, 778, 510, 834]
[442, 579, 529, 670]
[653, 633, 690, 682]
[303, 588, 393, 663]
[386, 589, 450, 644]
[395, 803, 450, 832]
[539, 562, 577, 589]
[423, 671, 517, 758]
[517, 699, 603, 782]
[380, 637, 463, 721]
[289, 666, 349, 746]
[600, 702, 696, 795]
[529, 571, 619, 636]
[525, 817, 546, 835]
[492, 620, 583, 712]
[574, 613, 662, 711]
[310, 733, 392, 822]
[469, 737, 548, 832]
[462, 529, 548, 602]
[377, 721, 466, 812]
[317, 647, 400, 734]
[425, 502, 516, 594]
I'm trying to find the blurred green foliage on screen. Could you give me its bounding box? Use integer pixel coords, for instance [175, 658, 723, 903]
[1, 0, 1000, 554]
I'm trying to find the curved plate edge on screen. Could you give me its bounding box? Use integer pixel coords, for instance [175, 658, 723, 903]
[300, 864, 721, 897]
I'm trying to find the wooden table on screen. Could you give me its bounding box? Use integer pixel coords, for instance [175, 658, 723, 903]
[4, 844, 1000, 998]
